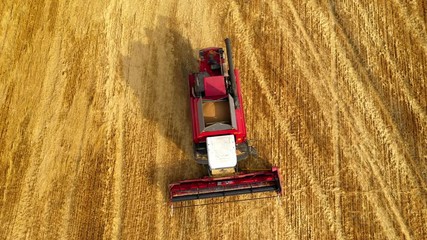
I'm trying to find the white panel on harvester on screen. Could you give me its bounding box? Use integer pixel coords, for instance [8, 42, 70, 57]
[206, 135, 237, 169]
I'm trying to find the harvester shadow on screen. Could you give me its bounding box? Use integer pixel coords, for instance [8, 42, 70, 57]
[121, 17, 204, 202]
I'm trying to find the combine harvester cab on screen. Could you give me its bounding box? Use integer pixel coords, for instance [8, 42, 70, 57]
[168, 38, 283, 204]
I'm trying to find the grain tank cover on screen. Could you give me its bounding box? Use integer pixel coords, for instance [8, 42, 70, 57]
[207, 135, 237, 169]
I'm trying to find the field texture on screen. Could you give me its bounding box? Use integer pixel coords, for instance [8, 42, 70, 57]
[1, 0, 426, 239]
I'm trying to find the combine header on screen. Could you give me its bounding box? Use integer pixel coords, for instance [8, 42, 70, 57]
[168, 38, 282, 203]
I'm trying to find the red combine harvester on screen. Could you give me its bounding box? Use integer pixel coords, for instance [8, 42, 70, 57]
[168, 38, 282, 203]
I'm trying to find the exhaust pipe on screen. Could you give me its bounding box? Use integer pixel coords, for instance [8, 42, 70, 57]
[225, 38, 240, 109]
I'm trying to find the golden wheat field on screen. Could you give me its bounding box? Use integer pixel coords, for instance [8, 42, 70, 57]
[1, 0, 426, 239]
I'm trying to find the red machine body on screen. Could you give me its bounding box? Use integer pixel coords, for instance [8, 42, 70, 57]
[189, 69, 247, 145]
[168, 39, 282, 203]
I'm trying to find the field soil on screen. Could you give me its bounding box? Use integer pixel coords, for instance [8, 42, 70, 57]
[1, 0, 426, 239]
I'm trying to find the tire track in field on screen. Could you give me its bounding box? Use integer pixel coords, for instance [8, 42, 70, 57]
[227, 1, 338, 236]
[325, 0, 426, 190]
[269, 1, 418, 238]
[282, 0, 329, 77]
[266, 0, 341, 131]
[328, 2, 344, 237]
[321, 2, 415, 237]
[340, 115, 412, 239]
[295, 0, 422, 193]
[332, 103, 412, 239]
[391, 0, 427, 55]
[104, 1, 125, 238]
[270, 0, 336, 121]
[267, 2, 352, 236]
[344, 148, 399, 239]
[310, 2, 420, 238]
[340, 132, 403, 239]
[350, 0, 427, 132]
[350, 0, 427, 149]
[265, 3, 358, 238]
[296, 0, 427, 203]
[325, 6, 425, 237]
[275, 0, 337, 112]
[347, 0, 427, 196]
